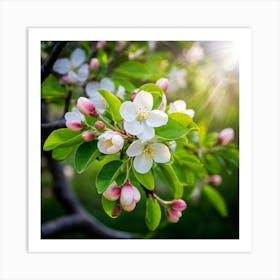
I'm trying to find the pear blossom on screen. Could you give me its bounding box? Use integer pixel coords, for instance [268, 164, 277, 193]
[126, 139, 171, 174]
[64, 107, 84, 131]
[168, 100, 195, 118]
[120, 183, 141, 212]
[120, 91, 168, 140]
[97, 130, 124, 154]
[85, 78, 115, 114]
[53, 48, 89, 84]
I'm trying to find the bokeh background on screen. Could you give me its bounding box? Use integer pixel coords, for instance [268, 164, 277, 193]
[41, 41, 239, 238]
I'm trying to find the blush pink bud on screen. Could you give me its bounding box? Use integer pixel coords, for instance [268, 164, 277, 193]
[89, 58, 100, 71]
[94, 121, 105, 130]
[111, 205, 121, 217]
[60, 75, 69, 85]
[156, 78, 169, 91]
[66, 120, 83, 131]
[77, 97, 98, 117]
[157, 94, 167, 111]
[120, 183, 140, 212]
[166, 209, 181, 223]
[218, 128, 234, 144]
[130, 90, 138, 101]
[103, 185, 121, 201]
[171, 199, 187, 211]
[209, 175, 222, 186]
[82, 131, 95, 142]
[97, 41, 107, 49]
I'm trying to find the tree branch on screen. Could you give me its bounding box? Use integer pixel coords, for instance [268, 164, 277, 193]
[41, 41, 68, 83]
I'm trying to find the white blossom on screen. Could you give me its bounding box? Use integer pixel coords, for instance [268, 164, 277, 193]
[120, 91, 168, 140]
[97, 130, 124, 154]
[168, 100, 195, 118]
[126, 139, 171, 174]
[53, 48, 88, 84]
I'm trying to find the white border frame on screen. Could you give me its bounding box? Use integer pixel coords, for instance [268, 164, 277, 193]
[28, 27, 252, 253]
[1, 1, 279, 279]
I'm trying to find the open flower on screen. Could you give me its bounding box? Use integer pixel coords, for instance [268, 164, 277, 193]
[168, 100, 195, 118]
[120, 183, 141, 212]
[127, 139, 171, 174]
[167, 67, 187, 92]
[97, 130, 124, 154]
[64, 107, 84, 131]
[85, 78, 115, 114]
[53, 48, 89, 84]
[120, 91, 168, 140]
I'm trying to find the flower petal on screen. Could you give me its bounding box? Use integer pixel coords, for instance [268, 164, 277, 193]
[100, 78, 115, 92]
[146, 110, 168, 127]
[70, 48, 85, 67]
[173, 100, 187, 111]
[124, 120, 142, 136]
[120, 101, 137, 122]
[132, 186, 141, 202]
[185, 109, 195, 118]
[137, 122, 155, 140]
[151, 143, 171, 163]
[68, 71, 78, 83]
[111, 134, 124, 148]
[133, 155, 153, 174]
[126, 140, 145, 157]
[53, 58, 71, 74]
[133, 91, 153, 110]
[86, 82, 99, 98]
[120, 185, 134, 206]
[77, 64, 89, 83]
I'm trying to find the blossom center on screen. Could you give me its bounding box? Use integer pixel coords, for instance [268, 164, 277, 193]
[143, 144, 155, 158]
[136, 106, 150, 122]
[106, 139, 113, 146]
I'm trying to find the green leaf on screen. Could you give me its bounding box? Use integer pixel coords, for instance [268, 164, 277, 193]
[41, 74, 66, 98]
[113, 61, 149, 80]
[98, 89, 122, 122]
[180, 154, 207, 178]
[203, 132, 218, 147]
[138, 83, 163, 109]
[155, 118, 187, 140]
[96, 160, 123, 194]
[158, 164, 183, 198]
[101, 196, 120, 218]
[74, 140, 99, 174]
[168, 112, 193, 127]
[202, 153, 222, 174]
[43, 129, 82, 151]
[133, 168, 154, 191]
[52, 146, 74, 161]
[173, 158, 196, 186]
[203, 185, 228, 217]
[145, 197, 161, 231]
[97, 49, 108, 66]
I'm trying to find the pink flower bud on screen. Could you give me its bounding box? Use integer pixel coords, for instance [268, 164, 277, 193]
[111, 205, 121, 217]
[157, 93, 167, 111]
[130, 90, 138, 101]
[171, 199, 187, 211]
[208, 175, 222, 186]
[60, 75, 70, 85]
[82, 131, 95, 142]
[94, 121, 105, 130]
[103, 184, 121, 201]
[218, 128, 234, 144]
[66, 120, 83, 131]
[97, 41, 107, 49]
[77, 97, 98, 117]
[89, 58, 100, 71]
[156, 78, 169, 91]
[120, 183, 140, 212]
[166, 208, 181, 223]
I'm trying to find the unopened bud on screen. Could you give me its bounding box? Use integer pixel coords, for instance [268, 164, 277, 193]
[97, 41, 107, 49]
[111, 205, 121, 217]
[166, 208, 181, 223]
[60, 75, 69, 85]
[77, 97, 98, 117]
[94, 121, 105, 130]
[130, 90, 138, 101]
[218, 128, 234, 145]
[82, 131, 95, 142]
[103, 184, 121, 201]
[89, 58, 100, 71]
[171, 199, 187, 211]
[66, 120, 83, 131]
[156, 78, 169, 91]
[208, 175, 222, 186]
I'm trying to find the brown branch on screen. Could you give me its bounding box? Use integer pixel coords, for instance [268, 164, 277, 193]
[41, 41, 68, 83]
